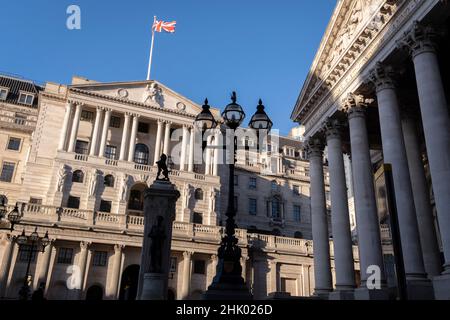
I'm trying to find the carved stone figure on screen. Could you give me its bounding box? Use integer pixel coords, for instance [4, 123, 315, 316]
[121, 174, 129, 202]
[183, 183, 192, 210]
[56, 165, 68, 192]
[148, 215, 166, 273]
[142, 83, 162, 105]
[156, 154, 170, 181]
[88, 169, 100, 197]
[209, 187, 219, 213]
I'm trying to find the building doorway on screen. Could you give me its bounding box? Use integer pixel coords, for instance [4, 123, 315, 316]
[119, 264, 140, 300]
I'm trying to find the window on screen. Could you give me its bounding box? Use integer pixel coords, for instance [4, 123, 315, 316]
[194, 188, 204, 200]
[170, 257, 177, 273]
[193, 212, 203, 224]
[75, 140, 89, 155]
[293, 205, 301, 222]
[304, 168, 310, 177]
[267, 144, 272, 152]
[0, 162, 15, 182]
[18, 245, 37, 263]
[272, 196, 282, 220]
[193, 260, 206, 274]
[14, 114, 26, 125]
[104, 175, 115, 187]
[138, 122, 149, 134]
[0, 88, 8, 100]
[93, 251, 108, 267]
[72, 170, 84, 183]
[18, 92, 34, 105]
[248, 198, 257, 216]
[105, 145, 117, 160]
[293, 185, 300, 195]
[7, 137, 21, 151]
[128, 190, 143, 210]
[99, 200, 112, 213]
[109, 116, 121, 128]
[134, 144, 149, 165]
[0, 195, 8, 206]
[234, 196, 238, 211]
[29, 198, 42, 204]
[80, 110, 94, 122]
[234, 175, 239, 186]
[57, 248, 74, 264]
[271, 181, 278, 191]
[249, 177, 257, 189]
[67, 196, 80, 209]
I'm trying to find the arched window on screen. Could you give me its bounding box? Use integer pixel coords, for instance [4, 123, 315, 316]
[194, 188, 204, 200]
[134, 144, 149, 165]
[294, 231, 303, 239]
[104, 175, 115, 187]
[128, 190, 143, 211]
[72, 170, 84, 183]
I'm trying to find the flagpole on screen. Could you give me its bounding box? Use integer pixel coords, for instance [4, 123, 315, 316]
[146, 16, 156, 81]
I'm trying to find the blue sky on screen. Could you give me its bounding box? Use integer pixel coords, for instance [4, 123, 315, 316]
[0, 0, 336, 135]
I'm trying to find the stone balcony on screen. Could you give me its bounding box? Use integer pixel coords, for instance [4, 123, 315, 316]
[1, 202, 359, 260]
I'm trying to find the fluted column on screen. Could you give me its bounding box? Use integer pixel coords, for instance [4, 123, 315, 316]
[35, 240, 54, 289]
[67, 103, 82, 153]
[306, 138, 332, 295]
[58, 102, 74, 151]
[110, 244, 124, 299]
[98, 108, 112, 158]
[323, 119, 356, 292]
[342, 93, 386, 290]
[89, 107, 103, 156]
[402, 114, 442, 277]
[119, 113, 131, 161]
[370, 65, 427, 281]
[399, 22, 450, 275]
[188, 127, 195, 172]
[77, 241, 90, 299]
[181, 251, 192, 299]
[154, 120, 164, 164]
[0, 235, 15, 297]
[180, 125, 189, 171]
[213, 129, 220, 176]
[163, 121, 172, 156]
[127, 115, 140, 162]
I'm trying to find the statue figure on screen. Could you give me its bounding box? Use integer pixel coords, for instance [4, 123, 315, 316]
[148, 216, 166, 273]
[209, 187, 218, 213]
[183, 184, 192, 210]
[156, 154, 170, 181]
[142, 83, 163, 106]
[56, 165, 68, 192]
[88, 169, 99, 197]
[121, 174, 129, 202]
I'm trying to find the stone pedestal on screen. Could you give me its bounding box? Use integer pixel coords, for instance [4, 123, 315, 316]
[433, 274, 450, 300]
[329, 290, 354, 300]
[137, 180, 180, 300]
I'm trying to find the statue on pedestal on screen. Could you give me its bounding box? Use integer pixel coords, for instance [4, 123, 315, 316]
[156, 154, 170, 181]
[148, 216, 166, 273]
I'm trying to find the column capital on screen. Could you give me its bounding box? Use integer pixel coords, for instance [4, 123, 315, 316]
[342, 93, 373, 120]
[124, 112, 133, 118]
[321, 117, 343, 141]
[96, 106, 105, 112]
[368, 62, 397, 92]
[164, 120, 173, 125]
[114, 244, 125, 253]
[397, 21, 440, 58]
[132, 113, 141, 119]
[183, 251, 194, 259]
[304, 138, 325, 158]
[104, 108, 112, 113]
[80, 241, 91, 250]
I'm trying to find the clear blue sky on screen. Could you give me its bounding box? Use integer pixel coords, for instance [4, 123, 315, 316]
[0, 0, 336, 135]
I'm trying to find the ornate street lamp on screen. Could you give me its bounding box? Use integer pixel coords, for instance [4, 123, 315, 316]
[16, 227, 50, 300]
[0, 203, 21, 231]
[248, 99, 273, 131]
[194, 99, 217, 131]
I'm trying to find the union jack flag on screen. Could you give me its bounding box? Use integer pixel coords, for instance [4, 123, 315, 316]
[152, 19, 176, 33]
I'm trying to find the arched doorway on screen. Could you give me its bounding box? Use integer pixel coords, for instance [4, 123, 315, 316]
[119, 264, 140, 300]
[128, 183, 147, 214]
[86, 285, 103, 300]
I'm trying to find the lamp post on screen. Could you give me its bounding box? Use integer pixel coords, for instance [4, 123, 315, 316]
[197, 92, 272, 300]
[15, 227, 50, 300]
[0, 202, 22, 231]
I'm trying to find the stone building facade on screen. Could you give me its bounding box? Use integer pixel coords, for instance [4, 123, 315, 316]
[0, 74, 359, 300]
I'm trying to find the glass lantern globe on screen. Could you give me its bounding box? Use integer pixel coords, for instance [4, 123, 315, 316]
[40, 231, 51, 250]
[30, 227, 39, 242]
[16, 229, 28, 245]
[194, 99, 217, 131]
[7, 204, 21, 225]
[221, 92, 245, 130]
[249, 99, 273, 132]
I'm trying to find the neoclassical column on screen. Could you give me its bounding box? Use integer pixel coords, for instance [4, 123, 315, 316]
[342, 93, 386, 291]
[119, 113, 131, 161]
[77, 241, 90, 298]
[180, 251, 192, 299]
[163, 121, 172, 156]
[402, 114, 442, 277]
[58, 102, 74, 151]
[154, 119, 164, 164]
[67, 103, 83, 153]
[127, 115, 140, 162]
[180, 125, 189, 171]
[305, 138, 332, 295]
[399, 22, 450, 276]
[188, 127, 195, 172]
[98, 108, 112, 158]
[205, 135, 212, 175]
[88, 107, 103, 156]
[370, 64, 427, 282]
[110, 244, 124, 299]
[213, 129, 220, 176]
[35, 239, 54, 289]
[0, 234, 15, 297]
[323, 119, 356, 292]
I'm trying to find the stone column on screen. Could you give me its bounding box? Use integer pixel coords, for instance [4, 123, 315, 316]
[0, 235, 15, 297]
[77, 241, 90, 299]
[154, 120, 164, 164]
[401, 115, 442, 277]
[119, 113, 131, 161]
[180, 125, 189, 171]
[58, 102, 73, 151]
[127, 115, 140, 162]
[305, 138, 332, 296]
[109, 244, 124, 299]
[268, 260, 279, 293]
[342, 93, 387, 300]
[213, 129, 220, 176]
[205, 135, 212, 175]
[370, 66, 431, 298]
[188, 127, 195, 172]
[323, 119, 356, 299]
[35, 240, 54, 290]
[210, 254, 218, 285]
[89, 107, 103, 156]
[137, 180, 180, 300]
[163, 121, 172, 156]
[98, 108, 112, 158]
[180, 251, 193, 300]
[399, 24, 450, 298]
[67, 103, 82, 153]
